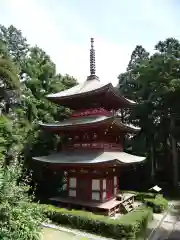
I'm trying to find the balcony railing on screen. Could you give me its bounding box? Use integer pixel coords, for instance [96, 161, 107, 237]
[63, 142, 122, 151]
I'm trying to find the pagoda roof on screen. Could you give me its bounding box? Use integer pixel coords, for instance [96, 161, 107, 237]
[46, 79, 136, 109]
[40, 115, 140, 133]
[32, 151, 145, 165]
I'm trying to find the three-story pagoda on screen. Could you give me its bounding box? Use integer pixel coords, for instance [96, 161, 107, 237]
[33, 38, 145, 216]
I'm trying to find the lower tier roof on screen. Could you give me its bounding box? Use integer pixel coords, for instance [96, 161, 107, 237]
[32, 151, 145, 165]
[40, 115, 140, 133]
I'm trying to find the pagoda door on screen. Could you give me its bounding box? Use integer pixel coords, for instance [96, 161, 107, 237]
[107, 177, 113, 200]
[76, 177, 89, 201]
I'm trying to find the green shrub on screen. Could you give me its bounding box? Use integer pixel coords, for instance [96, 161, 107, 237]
[0, 164, 45, 240]
[144, 195, 168, 213]
[0, 202, 45, 240]
[39, 204, 152, 240]
[119, 206, 153, 238]
[135, 192, 156, 201]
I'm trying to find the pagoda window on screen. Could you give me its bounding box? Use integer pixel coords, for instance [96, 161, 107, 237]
[69, 177, 77, 188]
[74, 135, 79, 141]
[92, 133, 98, 141]
[69, 189, 76, 197]
[103, 179, 106, 190]
[83, 133, 89, 141]
[92, 192, 100, 201]
[68, 137, 73, 142]
[92, 179, 100, 190]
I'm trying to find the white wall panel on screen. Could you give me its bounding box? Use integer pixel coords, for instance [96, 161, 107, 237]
[92, 179, 100, 190]
[102, 191, 106, 200]
[103, 179, 106, 190]
[92, 192, 100, 200]
[114, 176, 117, 186]
[69, 190, 76, 197]
[69, 177, 77, 188]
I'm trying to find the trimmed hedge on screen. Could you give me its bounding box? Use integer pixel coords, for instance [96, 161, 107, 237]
[144, 195, 168, 213]
[135, 192, 156, 201]
[39, 204, 152, 240]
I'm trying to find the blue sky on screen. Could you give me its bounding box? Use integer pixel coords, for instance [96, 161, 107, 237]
[1, 0, 180, 85]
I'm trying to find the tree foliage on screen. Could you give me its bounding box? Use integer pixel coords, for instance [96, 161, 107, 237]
[0, 25, 77, 239]
[118, 38, 180, 187]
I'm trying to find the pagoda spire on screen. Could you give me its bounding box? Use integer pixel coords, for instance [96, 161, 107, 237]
[90, 38, 95, 75]
[87, 38, 99, 81]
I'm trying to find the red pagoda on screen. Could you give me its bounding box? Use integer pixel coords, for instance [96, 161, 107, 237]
[33, 38, 145, 216]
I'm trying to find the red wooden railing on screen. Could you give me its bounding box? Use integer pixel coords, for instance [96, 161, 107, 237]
[63, 142, 122, 151]
[71, 108, 112, 118]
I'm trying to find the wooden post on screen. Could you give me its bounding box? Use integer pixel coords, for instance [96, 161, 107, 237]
[100, 178, 103, 202]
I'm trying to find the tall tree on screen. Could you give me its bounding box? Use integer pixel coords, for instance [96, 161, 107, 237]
[154, 38, 180, 187]
[0, 25, 29, 66]
[118, 38, 180, 187]
[0, 40, 20, 114]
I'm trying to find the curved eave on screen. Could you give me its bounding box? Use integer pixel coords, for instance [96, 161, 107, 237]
[32, 151, 146, 165]
[114, 120, 141, 133]
[46, 82, 110, 101]
[108, 84, 136, 106]
[40, 116, 114, 131]
[46, 82, 136, 108]
[39, 116, 141, 133]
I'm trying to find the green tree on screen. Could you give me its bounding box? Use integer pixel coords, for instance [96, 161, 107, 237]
[118, 38, 180, 187]
[0, 25, 29, 67]
[0, 40, 20, 113]
[0, 23, 79, 239]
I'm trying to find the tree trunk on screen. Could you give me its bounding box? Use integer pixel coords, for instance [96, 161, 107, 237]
[146, 134, 155, 183]
[150, 135, 156, 183]
[150, 144, 155, 182]
[170, 117, 179, 188]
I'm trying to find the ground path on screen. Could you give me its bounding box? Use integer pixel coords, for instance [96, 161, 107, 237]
[148, 200, 180, 240]
[42, 223, 115, 240]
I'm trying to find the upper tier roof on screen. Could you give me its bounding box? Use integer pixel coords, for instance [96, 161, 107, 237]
[46, 78, 136, 110]
[40, 115, 140, 133]
[47, 78, 105, 98]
